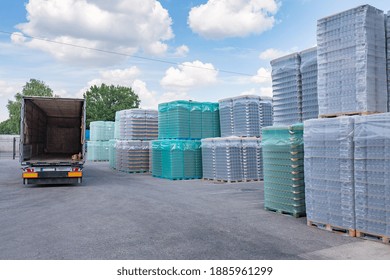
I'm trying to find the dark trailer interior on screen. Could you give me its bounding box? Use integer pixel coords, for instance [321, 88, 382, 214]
[21, 97, 85, 164]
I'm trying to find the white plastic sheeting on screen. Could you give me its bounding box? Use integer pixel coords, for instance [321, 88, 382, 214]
[300, 47, 318, 121]
[354, 113, 390, 236]
[304, 117, 355, 229]
[317, 5, 387, 116]
[271, 53, 302, 126]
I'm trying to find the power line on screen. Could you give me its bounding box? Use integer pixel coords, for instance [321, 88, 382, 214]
[0, 30, 268, 78]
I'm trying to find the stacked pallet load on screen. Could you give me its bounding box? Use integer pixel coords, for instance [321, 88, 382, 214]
[201, 137, 263, 182]
[387, 11, 390, 111]
[110, 109, 158, 172]
[304, 118, 356, 235]
[152, 100, 218, 180]
[152, 139, 202, 180]
[300, 47, 318, 121]
[262, 124, 305, 217]
[87, 121, 115, 161]
[354, 113, 390, 243]
[157, 100, 220, 139]
[116, 140, 150, 173]
[218, 95, 273, 137]
[317, 5, 387, 117]
[271, 53, 302, 126]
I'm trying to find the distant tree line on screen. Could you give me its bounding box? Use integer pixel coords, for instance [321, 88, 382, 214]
[0, 79, 140, 134]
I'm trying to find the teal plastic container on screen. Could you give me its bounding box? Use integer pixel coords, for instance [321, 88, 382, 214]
[151, 139, 202, 180]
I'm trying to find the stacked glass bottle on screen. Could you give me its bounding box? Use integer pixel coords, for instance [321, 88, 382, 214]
[262, 124, 305, 217]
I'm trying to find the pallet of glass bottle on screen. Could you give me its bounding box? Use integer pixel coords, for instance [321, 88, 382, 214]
[355, 230, 390, 244]
[264, 202, 306, 218]
[307, 220, 356, 237]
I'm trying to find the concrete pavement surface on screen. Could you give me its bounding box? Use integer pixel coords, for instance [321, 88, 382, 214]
[0, 159, 389, 260]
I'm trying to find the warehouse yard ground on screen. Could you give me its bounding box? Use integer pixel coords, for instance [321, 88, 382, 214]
[0, 159, 389, 260]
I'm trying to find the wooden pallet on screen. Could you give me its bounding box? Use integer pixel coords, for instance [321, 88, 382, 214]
[356, 230, 390, 244]
[265, 207, 306, 218]
[319, 111, 379, 118]
[307, 220, 356, 237]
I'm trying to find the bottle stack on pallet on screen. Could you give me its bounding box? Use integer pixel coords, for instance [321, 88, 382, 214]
[304, 5, 390, 243]
[109, 109, 158, 173]
[265, 47, 318, 216]
[87, 121, 115, 161]
[387, 12, 390, 111]
[262, 124, 306, 218]
[152, 101, 220, 180]
[201, 95, 273, 183]
[270, 48, 319, 126]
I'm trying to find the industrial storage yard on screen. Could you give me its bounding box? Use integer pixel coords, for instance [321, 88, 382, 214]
[2, 3, 390, 263]
[1, 159, 389, 260]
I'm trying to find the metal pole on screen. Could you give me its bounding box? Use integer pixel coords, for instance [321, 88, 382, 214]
[13, 137, 16, 160]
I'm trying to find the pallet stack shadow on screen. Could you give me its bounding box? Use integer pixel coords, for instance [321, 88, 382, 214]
[109, 109, 158, 173]
[304, 5, 390, 242]
[262, 124, 306, 217]
[271, 48, 319, 126]
[202, 95, 273, 182]
[152, 100, 220, 180]
[87, 121, 114, 161]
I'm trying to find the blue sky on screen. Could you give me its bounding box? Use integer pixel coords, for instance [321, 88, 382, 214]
[0, 0, 388, 122]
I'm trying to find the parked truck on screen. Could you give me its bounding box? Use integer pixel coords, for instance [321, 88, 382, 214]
[20, 96, 86, 184]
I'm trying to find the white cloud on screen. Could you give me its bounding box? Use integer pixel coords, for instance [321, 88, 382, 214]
[240, 87, 273, 98]
[160, 60, 218, 91]
[174, 45, 189, 57]
[188, 0, 279, 39]
[0, 80, 24, 122]
[259, 48, 289, 60]
[251, 67, 271, 84]
[14, 0, 174, 65]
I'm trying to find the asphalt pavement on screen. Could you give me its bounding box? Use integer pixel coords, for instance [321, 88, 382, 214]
[0, 159, 389, 260]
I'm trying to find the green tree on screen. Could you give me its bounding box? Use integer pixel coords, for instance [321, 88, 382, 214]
[3, 79, 53, 134]
[84, 83, 140, 128]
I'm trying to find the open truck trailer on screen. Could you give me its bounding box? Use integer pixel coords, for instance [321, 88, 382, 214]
[20, 96, 86, 184]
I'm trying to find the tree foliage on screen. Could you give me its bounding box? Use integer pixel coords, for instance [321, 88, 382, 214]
[84, 84, 140, 128]
[0, 79, 53, 134]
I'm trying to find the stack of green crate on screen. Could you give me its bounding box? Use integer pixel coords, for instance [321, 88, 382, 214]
[201, 103, 220, 138]
[152, 139, 201, 180]
[190, 102, 202, 139]
[262, 124, 305, 217]
[151, 141, 163, 177]
[168, 101, 191, 139]
[158, 100, 220, 139]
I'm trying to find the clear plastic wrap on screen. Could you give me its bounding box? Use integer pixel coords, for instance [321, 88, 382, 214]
[271, 53, 302, 126]
[354, 113, 390, 236]
[158, 101, 220, 139]
[218, 95, 273, 137]
[151, 139, 202, 180]
[201, 137, 263, 181]
[300, 47, 319, 121]
[304, 117, 355, 229]
[114, 140, 150, 173]
[116, 109, 158, 141]
[87, 140, 110, 161]
[317, 5, 387, 116]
